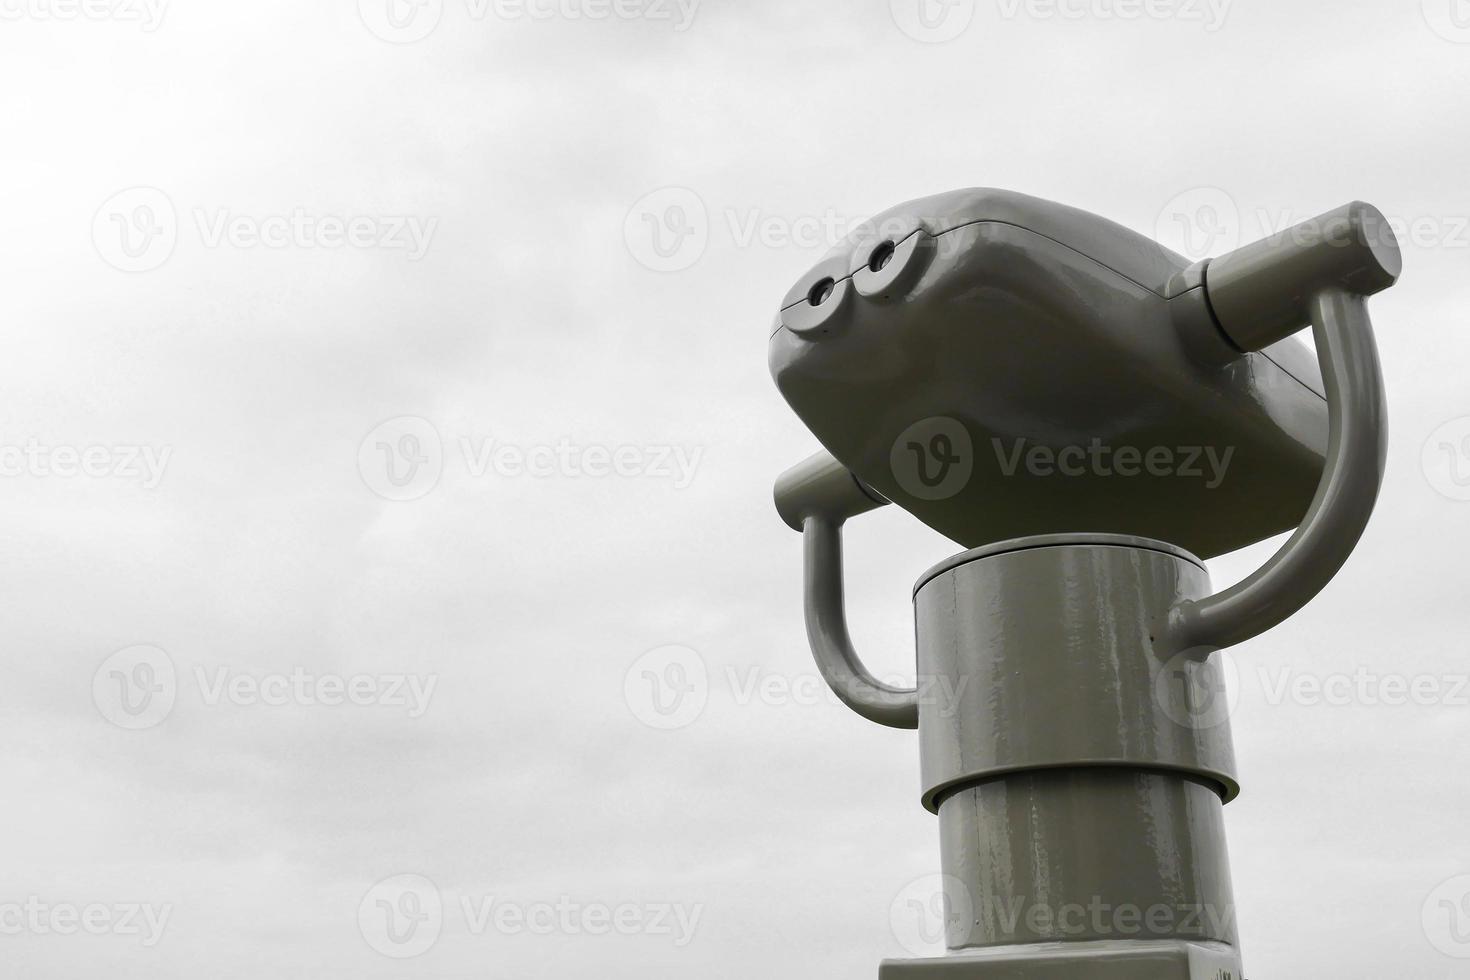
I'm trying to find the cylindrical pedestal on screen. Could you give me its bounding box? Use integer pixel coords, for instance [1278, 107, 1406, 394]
[896, 535, 1242, 976]
[937, 770, 1236, 947]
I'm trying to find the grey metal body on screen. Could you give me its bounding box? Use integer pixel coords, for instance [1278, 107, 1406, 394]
[769, 188, 1332, 560]
[885, 536, 1241, 977]
[914, 536, 1237, 814]
[769, 195, 1398, 978]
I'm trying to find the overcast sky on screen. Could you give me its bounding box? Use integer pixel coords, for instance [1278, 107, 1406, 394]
[0, 1, 1468, 977]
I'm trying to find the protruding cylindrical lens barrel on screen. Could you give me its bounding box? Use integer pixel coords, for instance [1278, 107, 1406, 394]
[773, 450, 887, 531]
[1204, 200, 1402, 352]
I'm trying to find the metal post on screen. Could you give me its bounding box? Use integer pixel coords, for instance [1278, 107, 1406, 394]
[891, 536, 1241, 977]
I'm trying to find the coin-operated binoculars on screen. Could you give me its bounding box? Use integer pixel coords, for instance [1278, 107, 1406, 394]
[769, 189, 1400, 979]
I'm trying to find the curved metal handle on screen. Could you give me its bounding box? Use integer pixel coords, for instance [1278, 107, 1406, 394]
[1157, 202, 1398, 659]
[802, 515, 919, 729]
[775, 451, 918, 729]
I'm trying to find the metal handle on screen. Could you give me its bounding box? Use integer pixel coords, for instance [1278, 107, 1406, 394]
[775, 452, 918, 729]
[1156, 203, 1398, 658]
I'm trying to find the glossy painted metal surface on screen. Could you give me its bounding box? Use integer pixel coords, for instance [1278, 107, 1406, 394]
[771, 450, 919, 728]
[803, 514, 919, 729]
[880, 940, 1243, 979]
[769, 187, 1329, 560]
[774, 448, 887, 532]
[936, 771, 1236, 948]
[783, 526, 1248, 962]
[1205, 201, 1402, 351]
[765, 191, 1400, 979]
[897, 537, 1241, 976]
[1159, 288, 1389, 658]
[914, 537, 1238, 813]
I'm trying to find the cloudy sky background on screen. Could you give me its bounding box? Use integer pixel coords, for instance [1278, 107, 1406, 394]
[0, 0, 1468, 976]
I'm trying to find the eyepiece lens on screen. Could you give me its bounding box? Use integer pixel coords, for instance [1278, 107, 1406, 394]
[808, 278, 836, 306]
[869, 241, 895, 273]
